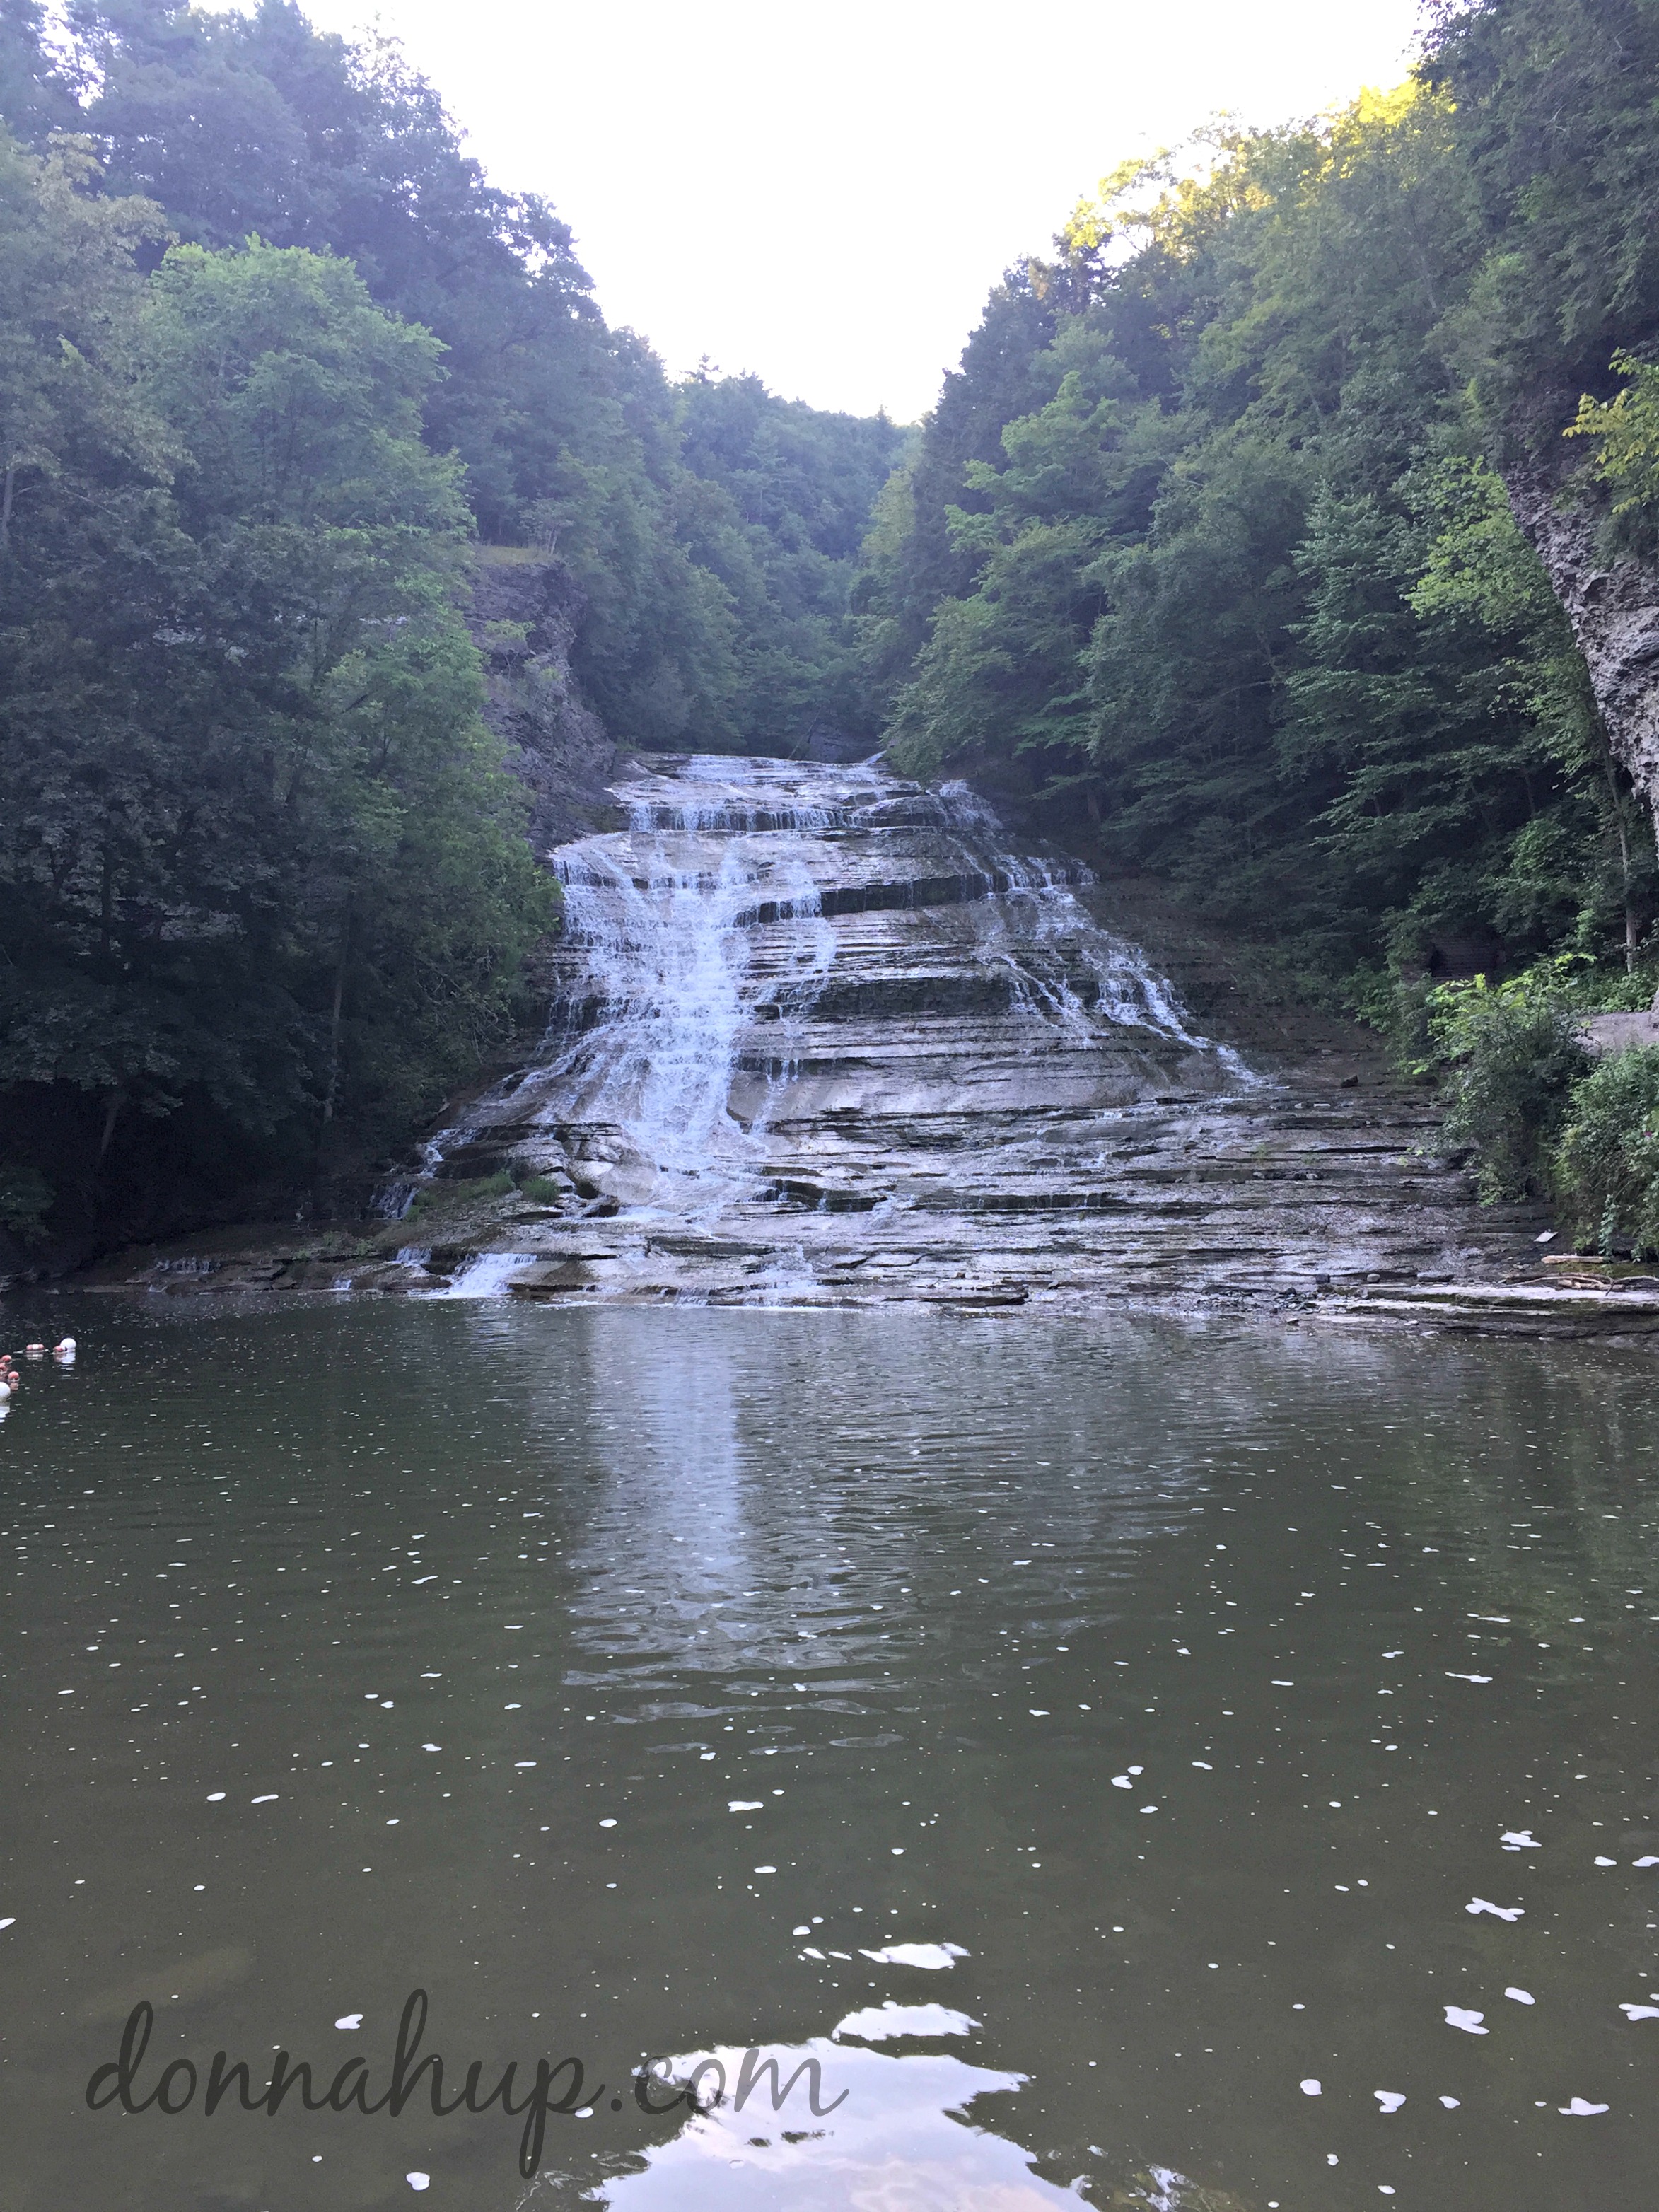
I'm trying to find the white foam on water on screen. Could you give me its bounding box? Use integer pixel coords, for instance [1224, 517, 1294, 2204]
[1560, 2098, 1609, 2116]
[1143, 2169, 1192, 2212]
[1466, 1899, 1523, 1921]
[1375, 2091, 1405, 2112]
[1445, 2008, 1488, 2034]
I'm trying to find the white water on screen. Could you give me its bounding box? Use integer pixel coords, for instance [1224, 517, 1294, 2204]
[545, 818, 834, 1196]
[514, 758, 1248, 1199]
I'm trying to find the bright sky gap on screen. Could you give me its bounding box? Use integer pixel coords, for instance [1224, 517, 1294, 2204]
[294, 0, 1430, 419]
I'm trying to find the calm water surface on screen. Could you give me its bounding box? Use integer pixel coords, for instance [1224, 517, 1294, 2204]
[1, 1301, 1656, 2211]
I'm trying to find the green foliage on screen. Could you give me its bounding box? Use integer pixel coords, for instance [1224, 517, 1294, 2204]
[675, 370, 909, 747]
[858, 78, 1655, 1007]
[1568, 352, 1659, 561]
[0, 5, 907, 1252]
[1426, 965, 1594, 1200]
[1551, 1046, 1659, 1257]
[0, 0, 902, 757]
[403, 1170, 511, 1223]
[852, 263, 1085, 709]
[1423, 0, 1659, 438]
[0, 134, 551, 1237]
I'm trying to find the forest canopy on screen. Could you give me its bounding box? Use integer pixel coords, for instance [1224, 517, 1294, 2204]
[856, 28, 1659, 1018]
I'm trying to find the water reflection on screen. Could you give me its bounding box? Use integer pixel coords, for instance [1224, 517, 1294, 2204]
[590, 2040, 1072, 2212]
[2, 1300, 1658, 2212]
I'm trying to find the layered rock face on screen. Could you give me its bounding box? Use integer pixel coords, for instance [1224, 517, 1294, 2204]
[468, 555, 617, 849]
[1504, 457, 1659, 857]
[409, 755, 1549, 1310]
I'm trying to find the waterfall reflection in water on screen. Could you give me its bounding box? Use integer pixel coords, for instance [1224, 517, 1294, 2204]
[544, 1312, 1189, 2206]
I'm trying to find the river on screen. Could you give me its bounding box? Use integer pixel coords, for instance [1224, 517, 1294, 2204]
[1, 1296, 1656, 2210]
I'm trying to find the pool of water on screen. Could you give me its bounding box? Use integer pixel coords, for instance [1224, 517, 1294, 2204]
[1, 1299, 1656, 2211]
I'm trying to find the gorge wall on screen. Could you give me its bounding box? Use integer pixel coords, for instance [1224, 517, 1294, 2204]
[468, 556, 619, 851]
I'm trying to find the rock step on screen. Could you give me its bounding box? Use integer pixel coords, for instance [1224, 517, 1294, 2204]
[396, 755, 1567, 1326]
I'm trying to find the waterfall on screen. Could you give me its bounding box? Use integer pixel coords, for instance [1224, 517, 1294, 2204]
[538, 772, 838, 1209]
[417, 754, 1259, 1300]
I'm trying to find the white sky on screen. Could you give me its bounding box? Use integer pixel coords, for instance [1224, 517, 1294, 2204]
[299, 0, 1432, 422]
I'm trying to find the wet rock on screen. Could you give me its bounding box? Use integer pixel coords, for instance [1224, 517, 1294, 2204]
[392, 757, 1553, 1320]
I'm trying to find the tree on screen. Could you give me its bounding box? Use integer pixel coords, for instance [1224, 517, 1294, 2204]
[1, 156, 549, 1245]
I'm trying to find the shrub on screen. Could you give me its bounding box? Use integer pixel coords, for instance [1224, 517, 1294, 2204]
[1551, 1047, 1659, 1256]
[518, 1175, 564, 1205]
[1426, 969, 1591, 1200]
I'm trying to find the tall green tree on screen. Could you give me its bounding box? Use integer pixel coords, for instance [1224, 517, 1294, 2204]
[1, 139, 549, 1244]
[675, 368, 908, 745]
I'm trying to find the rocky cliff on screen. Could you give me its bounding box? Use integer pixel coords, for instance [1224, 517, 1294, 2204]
[1505, 454, 1659, 840]
[467, 554, 618, 851]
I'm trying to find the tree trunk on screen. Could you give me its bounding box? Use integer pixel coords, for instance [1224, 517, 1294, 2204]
[1503, 455, 1659, 839]
[95, 1090, 124, 1167]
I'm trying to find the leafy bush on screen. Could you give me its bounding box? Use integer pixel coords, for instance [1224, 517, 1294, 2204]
[1551, 1047, 1659, 1257]
[518, 1175, 564, 1205]
[1426, 967, 1592, 1200]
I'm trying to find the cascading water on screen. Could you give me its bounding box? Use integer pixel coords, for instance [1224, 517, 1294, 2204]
[540, 779, 837, 1208]
[417, 753, 1264, 1303]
